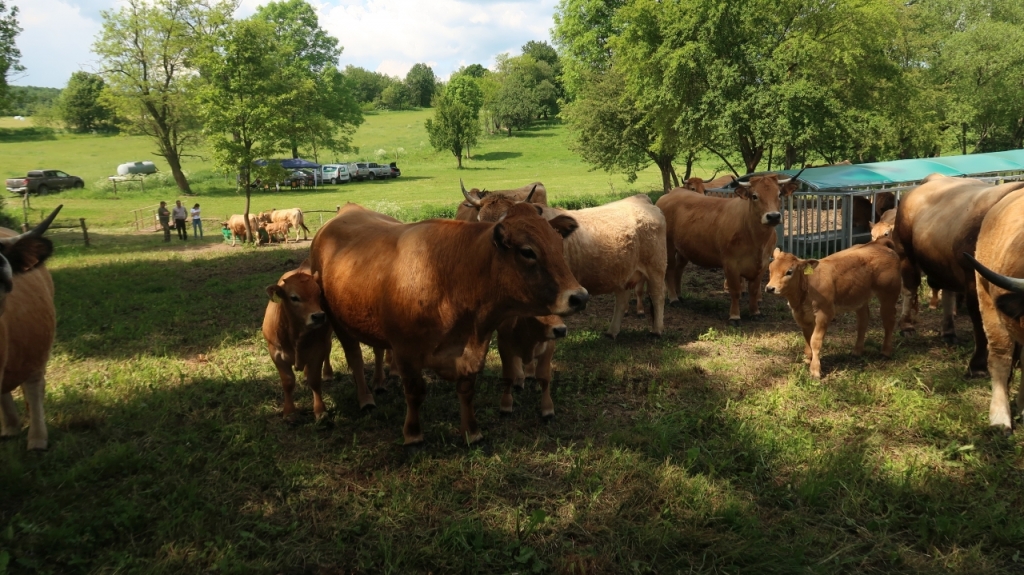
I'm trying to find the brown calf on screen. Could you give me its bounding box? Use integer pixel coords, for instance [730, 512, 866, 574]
[766, 241, 901, 378]
[0, 206, 61, 450]
[496, 315, 566, 418]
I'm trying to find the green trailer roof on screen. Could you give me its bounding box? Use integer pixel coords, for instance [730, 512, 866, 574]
[776, 149, 1024, 190]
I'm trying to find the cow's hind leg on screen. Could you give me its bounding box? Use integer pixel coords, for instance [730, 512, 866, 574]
[397, 361, 427, 445]
[878, 289, 898, 359]
[647, 274, 665, 336]
[666, 253, 687, 305]
[1, 390, 21, 439]
[21, 373, 48, 450]
[633, 281, 646, 317]
[929, 287, 941, 310]
[940, 290, 958, 345]
[724, 267, 743, 326]
[536, 342, 555, 419]
[336, 331, 375, 409]
[964, 287, 989, 378]
[853, 303, 869, 357]
[371, 347, 387, 394]
[746, 268, 765, 319]
[606, 289, 629, 339]
[899, 260, 921, 335]
[456, 373, 482, 444]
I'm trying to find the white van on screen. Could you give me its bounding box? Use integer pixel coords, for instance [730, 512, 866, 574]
[321, 164, 351, 184]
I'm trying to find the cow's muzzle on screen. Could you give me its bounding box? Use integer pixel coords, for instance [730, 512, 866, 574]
[309, 312, 327, 326]
[764, 212, 782, 225]
[569, 290, 589, 313]
[765, 285, 777, 294]
[553, 326, 567, 339]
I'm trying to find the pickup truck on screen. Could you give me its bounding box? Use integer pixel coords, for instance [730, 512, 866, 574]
[365, 163, 393, 180]
[6, 169, 85, 195]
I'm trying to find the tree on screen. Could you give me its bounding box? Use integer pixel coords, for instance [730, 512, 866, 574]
[458, 63, 487, 78]
[58, 72, 113, 132]
[0, 0, 22, 113]
[380, 82, 409, 110]
[425, 88, 480, 168]
[522, 40, 559, 67]
[194, 18, 292, 241]
[446, 74, 483, 157]
[405, 63, 436, 107]
[95, 0, 229, 194]
[256, 0, 362, 160]
[345, 65, 390, 103]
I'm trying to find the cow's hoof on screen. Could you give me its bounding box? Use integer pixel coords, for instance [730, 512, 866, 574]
[750, 313, 765, 322]
[541, 412, 555, 422]
[942, 334, 958, 345]
[668, 299, 683, 308]
[463, 431, 484, 445]
[900, 329, 915, 337]
[728, 319, 741, 328]
[27, 440, 48, 451]
[966, 368, 989, 379]
[603, 332, 617, 340]
[647, 331, 662, 339]
[403, 435, 425, 448]
[359, 401, 377, 412]
[499, 409, 514, 418]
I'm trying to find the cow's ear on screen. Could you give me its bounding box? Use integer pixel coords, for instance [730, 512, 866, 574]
[1, 236, 54, 273]
[266, 284, 285, 303]
[803, 260, 820, 275]
[492, 223, 511, 250]
[548, 215, 578, 239]
[734, 185, 750, 199]
[312, 270, 321, 284]
[773, 247, 782, 258]
[534, 204, 544, 216]
[995, 293, 1024, 320]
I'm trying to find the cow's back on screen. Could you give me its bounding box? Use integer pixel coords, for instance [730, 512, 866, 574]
[559, 195, 665, 294]
[0, 228, 55, 391]
[897, 178, 1024, 290]
[815, 241, 901, 310]
[657, 192, 756, 270]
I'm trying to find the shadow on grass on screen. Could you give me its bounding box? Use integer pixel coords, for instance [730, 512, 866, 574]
[0, 126, 58, 142]
[472, 152, 523, 162]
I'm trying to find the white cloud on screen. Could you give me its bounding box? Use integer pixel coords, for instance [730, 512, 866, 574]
[11, 0, 103, 87]
[10, 0, 557, 88]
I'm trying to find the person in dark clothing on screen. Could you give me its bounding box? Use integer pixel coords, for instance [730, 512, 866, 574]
[158, 201, 171, 242]
[172, 200, 188, 240]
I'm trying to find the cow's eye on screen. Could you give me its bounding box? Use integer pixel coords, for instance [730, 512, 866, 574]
[290, 295, 301, 302]
[785, 269, 793, 276]
[519, 247, 537, 260]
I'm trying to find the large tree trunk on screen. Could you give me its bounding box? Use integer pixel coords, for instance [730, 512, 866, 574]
[165, 150, 193, 195]
[291, 143, 299, 159]
[455, 150, 463, 169]
[784, 143, 799, 170]
[738, 131, 763, 174]
[653, 155, 675, 193]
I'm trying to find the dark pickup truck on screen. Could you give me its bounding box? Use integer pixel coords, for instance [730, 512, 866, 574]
[6, 170, 84, 195]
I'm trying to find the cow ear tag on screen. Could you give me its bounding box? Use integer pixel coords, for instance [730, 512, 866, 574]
[803, 266, 814, 275]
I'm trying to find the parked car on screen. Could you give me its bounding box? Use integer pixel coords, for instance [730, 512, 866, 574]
[347, 162, 370, 181]
[321, 164, 351, 184]
[365, 162, 393, 180]
[6, 169, 84, 195]
[389, 162, 401, 178]
[283, 169, 315, 188]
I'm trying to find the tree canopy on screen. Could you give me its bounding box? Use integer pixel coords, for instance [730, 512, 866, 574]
[0, 0, 23, 112]
[405, 63, 437, 108]
[425, 87, 480, 168]
[58, 72, 113, 133]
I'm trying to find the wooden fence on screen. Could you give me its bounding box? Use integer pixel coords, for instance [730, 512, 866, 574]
[21, 208, 90, 247]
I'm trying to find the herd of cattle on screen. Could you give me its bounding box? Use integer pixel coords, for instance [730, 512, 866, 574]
[3, 170, 1024, 451]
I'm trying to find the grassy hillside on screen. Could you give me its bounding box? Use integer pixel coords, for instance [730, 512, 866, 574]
[1, 110, 713, 230]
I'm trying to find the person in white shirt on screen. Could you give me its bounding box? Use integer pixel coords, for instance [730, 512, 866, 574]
[172, 200, 188, 240]
[191, 203, 203, 238]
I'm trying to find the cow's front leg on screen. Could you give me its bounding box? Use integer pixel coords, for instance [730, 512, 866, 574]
[0, 390, 21, 439]
[606, 289, 629, 339]
[336, 331, 375, 409]
[21, 373, 48, 450]
[303, 359, 327, 420]
[273, 358, 299, 417]
[809, 313, 830, 378]
[724, 267, 743, 326]
[747, 268, 765, 319]
[456, 374, 482, 444]
[853, 304, 869, 357]
[801, 323, 814, 363]
[498, 337, 518, 414]
[536, 342, 555, 418]
[899, 260, 920, 335]
[371, 347, 387, 394]
[398, 364, 427, 445]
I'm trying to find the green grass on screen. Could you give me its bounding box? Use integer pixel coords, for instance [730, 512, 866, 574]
[2, 113, 1023, 574]
[1, 111, 703, 230]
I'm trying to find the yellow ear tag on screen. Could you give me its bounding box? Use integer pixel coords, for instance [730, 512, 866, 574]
[803, 266, 814, 275]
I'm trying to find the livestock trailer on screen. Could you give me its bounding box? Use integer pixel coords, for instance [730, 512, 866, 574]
[706, 149, 1024, 258]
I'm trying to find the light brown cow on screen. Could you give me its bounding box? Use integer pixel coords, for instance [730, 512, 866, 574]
[478, 194, 667, 338]
[262, 221, 292, 243]
[682, 174, 738, 194]
[456, 180, 548, 222]
[873, 208, 946, 312]
[766, 240, 901, 378]
[225, 214, 260, 246]
[309, 202, 588, 445]
[496, 314, 566, 418]
[262, 266, 334, 419]
[658, 173, 799, 325]
[0, 206, 61, 450]
[894, 175, 1024, 376]
[964, 188, 1024, 430]
[260, 208, 310, 242]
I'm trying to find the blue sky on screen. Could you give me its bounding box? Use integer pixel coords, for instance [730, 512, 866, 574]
[10, 0, 559, 88]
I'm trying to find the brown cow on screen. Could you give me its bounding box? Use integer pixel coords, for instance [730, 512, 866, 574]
[0, 206, 61, 450]
[225, 214, 260, 246]
[658, 173, 799, 325]
[894, 175, 1024, 376]
[478, 194, 667, 338]
[496, 314, 566, 417]
[260, 208, 310, 242]
[456, 180, 548, 221]
[262, 221, 292, 243]
[964, 188, 1024, 430]
[262, 266, 334, 419]
[309, 202, 588, 445]
[683, 175, 738, 194]
[766, 241, 901, 378]
[873, 208, 947, 312]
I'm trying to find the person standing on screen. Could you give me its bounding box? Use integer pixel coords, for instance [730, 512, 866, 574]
[158, 201, 171, 242]
[191, 203, 203, 238]
[172, 200, 188, 240]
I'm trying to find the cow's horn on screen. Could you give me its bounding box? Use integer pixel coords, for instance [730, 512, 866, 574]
[0, 204, 63, 247]
[461, 179, 481, 207]
[737, 180, 752, 188]
[964, 253, 1024, 293]
[525, 184, 538, 203]
[778, 168, 806, 186]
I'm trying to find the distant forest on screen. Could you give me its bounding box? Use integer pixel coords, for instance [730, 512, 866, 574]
[3, 86, 61, 116]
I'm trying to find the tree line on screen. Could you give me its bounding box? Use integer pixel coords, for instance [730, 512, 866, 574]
[553, 0, 1024, 192]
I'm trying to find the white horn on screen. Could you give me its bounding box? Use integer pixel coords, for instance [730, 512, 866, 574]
[461, 179, 482, 207]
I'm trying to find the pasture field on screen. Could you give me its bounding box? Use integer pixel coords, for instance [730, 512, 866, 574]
[1, 223, 1023, 574]
[0, 110, 700, 231]
[2, 114, 1024, 574]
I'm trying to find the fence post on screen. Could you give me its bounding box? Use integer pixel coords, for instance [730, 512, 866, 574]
[80, 218, 90, 247]
[336, 205, 340, 214]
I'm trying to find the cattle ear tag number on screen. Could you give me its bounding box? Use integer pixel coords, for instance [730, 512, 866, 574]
[803, 266, 814, 275]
